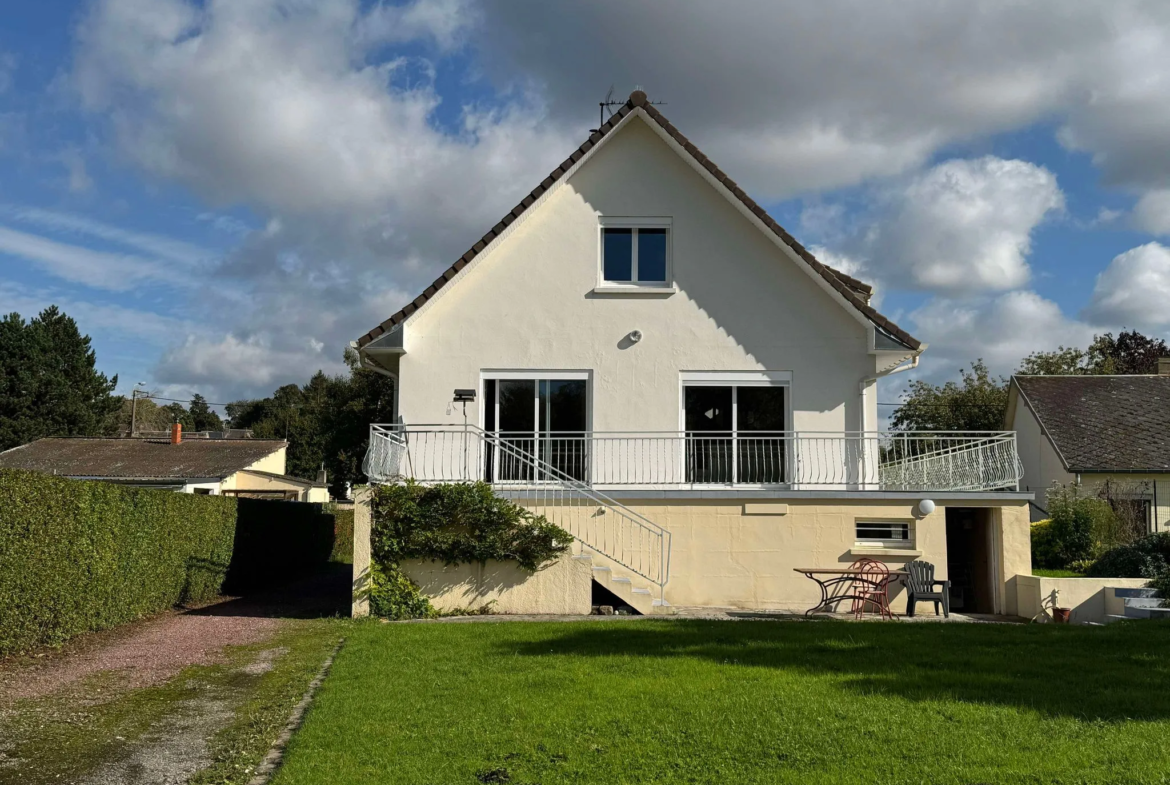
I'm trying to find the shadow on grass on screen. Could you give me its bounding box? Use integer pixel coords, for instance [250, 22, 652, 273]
[504, 618, 1170, 722]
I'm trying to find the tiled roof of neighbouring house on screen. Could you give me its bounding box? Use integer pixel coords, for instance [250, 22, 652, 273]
[1014, 375, 1170, 472]
[0, 437, 288, 481]
[356, 90, 920, 351]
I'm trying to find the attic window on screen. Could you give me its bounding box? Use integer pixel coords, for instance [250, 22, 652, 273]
[599, 218, 671, 286]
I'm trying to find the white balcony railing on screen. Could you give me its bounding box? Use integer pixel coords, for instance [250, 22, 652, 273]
[364, 425, 1023, 493]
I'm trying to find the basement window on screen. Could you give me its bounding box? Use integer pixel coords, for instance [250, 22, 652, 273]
[855, 521, 912, 549]
[599, 218, 672, 287]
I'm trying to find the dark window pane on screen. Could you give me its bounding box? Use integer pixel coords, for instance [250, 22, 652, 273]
[497, 380, 535, 481]
[737, 387, 786, 483]
[603, 228, 633, 281]
[637, 228, 667, 282]
[541, 379, 588, 481]
[737, 387, 786, 432]
[685, 386, 732, 483]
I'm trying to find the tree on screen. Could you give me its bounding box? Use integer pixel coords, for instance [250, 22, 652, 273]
[890, 359, 1008, 432]
[0, 306, 121, 451]
[188, 394, 225, 432]
[1086, 331, 1169, 375]
[1018, 330, 1169, 376]
[224, 349, 395, 496]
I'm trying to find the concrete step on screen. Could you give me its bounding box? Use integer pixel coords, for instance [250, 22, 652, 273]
[1150, 607, 1170, 619]
[1125, 606, 1153, 619]
[1105, 614, 1130, 624]
[1123, 597, 1165, 610]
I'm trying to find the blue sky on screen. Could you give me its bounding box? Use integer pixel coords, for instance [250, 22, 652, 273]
[2, 1, 1170, 408]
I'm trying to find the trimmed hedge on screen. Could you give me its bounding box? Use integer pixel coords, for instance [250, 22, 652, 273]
[328, 505, 354, 564]
[1087, 532, 1170, 579]
[1, 469, 237, 656]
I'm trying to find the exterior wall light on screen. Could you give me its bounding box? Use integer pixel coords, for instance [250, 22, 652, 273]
[917, 499, 936, 518]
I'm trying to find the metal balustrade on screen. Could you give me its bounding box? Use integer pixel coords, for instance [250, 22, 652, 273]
[364, 425, 1022, 492]
[362, 424, 673, 593]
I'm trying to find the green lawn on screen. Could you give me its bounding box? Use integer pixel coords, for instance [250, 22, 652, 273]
[1031, 568, 1088, 578]
[272, 619, 1170, 785]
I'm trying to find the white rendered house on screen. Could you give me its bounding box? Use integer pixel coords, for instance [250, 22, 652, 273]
[355, 91, 1032, 616]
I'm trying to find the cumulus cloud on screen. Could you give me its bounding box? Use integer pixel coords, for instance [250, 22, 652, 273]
[867, 157, 1063, 292]
[908, 290, 1096, 380]
[474, 1, 1170, 202]
[71, 0, 576, 398]
[805, 157, 1063, 294]
[1083, 242, 1170, 329]
[1132, 190, 1170, 235]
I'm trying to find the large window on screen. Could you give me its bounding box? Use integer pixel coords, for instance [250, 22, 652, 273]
[682, 374, 789, 484]
[483, 374, 589, 482]
[599, 218, 671, 286]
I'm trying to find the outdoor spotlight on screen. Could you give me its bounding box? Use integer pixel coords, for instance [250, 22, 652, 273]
[917, 499, 936, 518]
[453, 389, 477, 403]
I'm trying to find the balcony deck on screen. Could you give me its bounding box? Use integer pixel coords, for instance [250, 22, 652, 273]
[364, 425, 1025, 495]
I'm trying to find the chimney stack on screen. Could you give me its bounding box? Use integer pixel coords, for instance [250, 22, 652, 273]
[1159, 357, 1170, 376]
[171, 423, 182, 445]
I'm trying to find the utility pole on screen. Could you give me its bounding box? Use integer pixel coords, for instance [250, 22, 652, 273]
[129, 382, 148, 436]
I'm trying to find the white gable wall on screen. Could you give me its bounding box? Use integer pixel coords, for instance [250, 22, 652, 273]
[398, 116, 883, 433]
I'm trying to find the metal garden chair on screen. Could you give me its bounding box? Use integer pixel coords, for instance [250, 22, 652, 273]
[850, 558, 893, 620]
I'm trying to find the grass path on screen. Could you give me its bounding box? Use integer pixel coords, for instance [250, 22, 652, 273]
[273, 618, 1170, 785]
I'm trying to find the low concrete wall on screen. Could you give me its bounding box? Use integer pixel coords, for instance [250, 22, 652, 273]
[401, 553, 592, 615]
[1016, 575, 1150, 624]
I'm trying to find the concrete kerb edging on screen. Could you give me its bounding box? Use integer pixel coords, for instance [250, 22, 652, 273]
[246, 638, 345, 785]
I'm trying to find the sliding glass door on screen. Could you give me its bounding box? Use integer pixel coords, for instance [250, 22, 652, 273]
[483, 377, 588, 482]
[684, 384, 786, 484]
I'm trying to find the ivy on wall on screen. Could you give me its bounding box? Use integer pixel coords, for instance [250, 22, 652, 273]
[368, 481, 574, 619]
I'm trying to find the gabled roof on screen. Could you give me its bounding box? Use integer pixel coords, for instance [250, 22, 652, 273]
[1012, 375, 1170, 472]
[0, 437, 288, 481]
[357, 90, 920, 351]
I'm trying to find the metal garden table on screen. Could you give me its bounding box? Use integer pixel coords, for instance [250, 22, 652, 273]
[793, 567, 908, 617]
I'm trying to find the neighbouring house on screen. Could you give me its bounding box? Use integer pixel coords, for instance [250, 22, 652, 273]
[353, 90, 1032, 617]
[1006, 368, 1170, 529]
[0, 425, 330, 502]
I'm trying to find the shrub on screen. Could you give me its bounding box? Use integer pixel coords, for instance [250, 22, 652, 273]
[1086, 545, 1166, 579]
[1086, 532, 1170, 579]
[0, 469, 237, 656]
[367, 481, 574, 619]
[1046, 485, 1111, 565]
[328, 505, 354, 564]
[1030, 520, 1061, 569]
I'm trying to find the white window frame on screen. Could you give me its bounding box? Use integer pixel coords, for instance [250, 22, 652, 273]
[678, 371, 793, 486]
[855, 520, 914, 549]
[597, 216, 673, 291]
[479, 370, 593, 434]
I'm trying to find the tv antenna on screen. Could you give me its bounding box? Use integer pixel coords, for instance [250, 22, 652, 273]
[593, 85, 665, 131]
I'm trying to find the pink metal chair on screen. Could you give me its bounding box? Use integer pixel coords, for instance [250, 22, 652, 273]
[850, 558, 893, 620]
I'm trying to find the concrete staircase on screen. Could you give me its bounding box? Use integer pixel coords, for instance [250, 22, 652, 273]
[574, 549, 674, 616]
[1106, 587, 1170, 622]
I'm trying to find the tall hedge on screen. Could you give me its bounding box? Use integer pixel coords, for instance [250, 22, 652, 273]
[0, 469, 237, 656]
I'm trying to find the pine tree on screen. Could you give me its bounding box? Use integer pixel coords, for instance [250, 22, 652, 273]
[0, 306, 121, 450]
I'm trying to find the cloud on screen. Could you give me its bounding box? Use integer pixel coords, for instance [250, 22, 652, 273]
[806, 157, 1063, 294]
[1083, 242, 1170, 329]
[0, 281, 193, 343]
[0, 224, 194, 290]
[1132, 190, 1170, 235]
[866, 157, 1063, 292]
[1, 205, 216, 267]
[0, 52, 16, 94]
[473, 1, 1170, 203]
[908, 290, 1097, 381]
